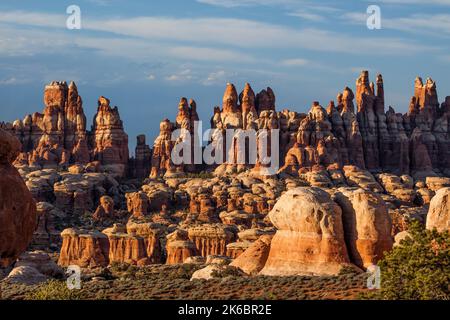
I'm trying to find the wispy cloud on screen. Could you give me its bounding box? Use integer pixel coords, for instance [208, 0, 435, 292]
[0, 77, 30, 85]
[342, 12, 450, 37]
[0, 10, 435, 58]
[86, 16, 432, 55]
[196, 0, 297, 8]
[376, 0, 450, 5]
[280, 58, 309, 67]
[202, 70, 228, 86]
[288, 11, 324, 22]
[168, 46, 254, 62]
[165, 69, 194, 82]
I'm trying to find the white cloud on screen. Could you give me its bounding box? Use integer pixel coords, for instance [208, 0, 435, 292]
[280, 58, 309, 67]
[168, 46, 254, 62]
[202, 70, 228, 86]
[0, 10, 438, 62]
[288, 11, 324, 22]
[0, 77, 30, 85]
[196, 0, 296, 8]
[0, 11, 66, 28]
[342, 12, 450, 37]
[165, 69, 194, 82]
[376, 0, 450, 5]
[86, 17, 431, 55]
[147, 74, 156, 80]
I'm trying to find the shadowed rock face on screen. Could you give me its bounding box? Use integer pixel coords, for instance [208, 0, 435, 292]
[0, 129, 37, 268]
[132, 135, 152, 178]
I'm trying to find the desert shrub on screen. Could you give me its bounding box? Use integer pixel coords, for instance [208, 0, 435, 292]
[26, 280, 84, 300]
[168, 264, 201, 280]
[211, 266, 244, 278]
[364, 221, 450, 300]
[184, 172, 214, 179]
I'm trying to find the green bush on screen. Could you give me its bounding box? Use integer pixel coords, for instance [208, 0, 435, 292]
[26, 280, 84, 300]
[366, 221, 450, 300]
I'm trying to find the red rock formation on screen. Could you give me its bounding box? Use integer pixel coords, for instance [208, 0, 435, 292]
[126, 220, 163, 264]
[91, 96, 129, 177]
[93, 195, 115, 221]
[260, 187, 354, 276]
[150, 119, 175, 178]
[31, 202, 61, 249]
[230, 235, 272, 275]
[256, 87, 276, 115]
[165, 230, 197, 264]
[53, 172, 116, 215]
[58, 229, 110, 268]
[335, 188, 393, 269]
[6, 81, 89, 169]
[187, 224, 236, 257]
[0, 129, 38, 267]
[133, 135, 151, 178]
[107, 233, 149, 266]
[58, 221, 163, 268]
[240, 83, 257, 129]
[226, 241, 251, 259]
[149, 75, 450, 178]
[4, 81, 130, 174]
[126, 191, 149, 218]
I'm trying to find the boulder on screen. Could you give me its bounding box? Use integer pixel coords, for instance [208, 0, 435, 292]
[5, 266, 48, 285]
[0, 129, 37, 267]
[260, 187, 353, 276]
[334, 188, 393, 269]
[230, 235, 272, 275]
[426, 187, 450, 232]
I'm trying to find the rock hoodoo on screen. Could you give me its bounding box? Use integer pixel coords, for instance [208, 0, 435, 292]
[260, 187, 352, 276]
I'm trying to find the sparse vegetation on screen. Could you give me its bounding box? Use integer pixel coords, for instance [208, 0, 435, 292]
[25, 280, 84, 300]
[184, 172, 214, 179]
[362, 221, 450, 300]
[2, 264, 369, 300]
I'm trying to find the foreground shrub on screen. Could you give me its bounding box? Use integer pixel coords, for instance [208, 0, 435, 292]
[365, 221, 450, 300]
[26, 280, 84, 300]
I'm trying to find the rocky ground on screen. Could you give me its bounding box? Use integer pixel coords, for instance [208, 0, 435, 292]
[1, 166, 448, 300]
[1, 264, 369, 300]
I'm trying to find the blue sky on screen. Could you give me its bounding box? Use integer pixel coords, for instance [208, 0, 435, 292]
[0, 0, 449, 153]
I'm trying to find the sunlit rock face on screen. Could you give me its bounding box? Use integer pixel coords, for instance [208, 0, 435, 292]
[2, 81, 129, 177]
[260, 187, 353, 276]
[148, 72, 450, 178]
[91, 96, 129, 177]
